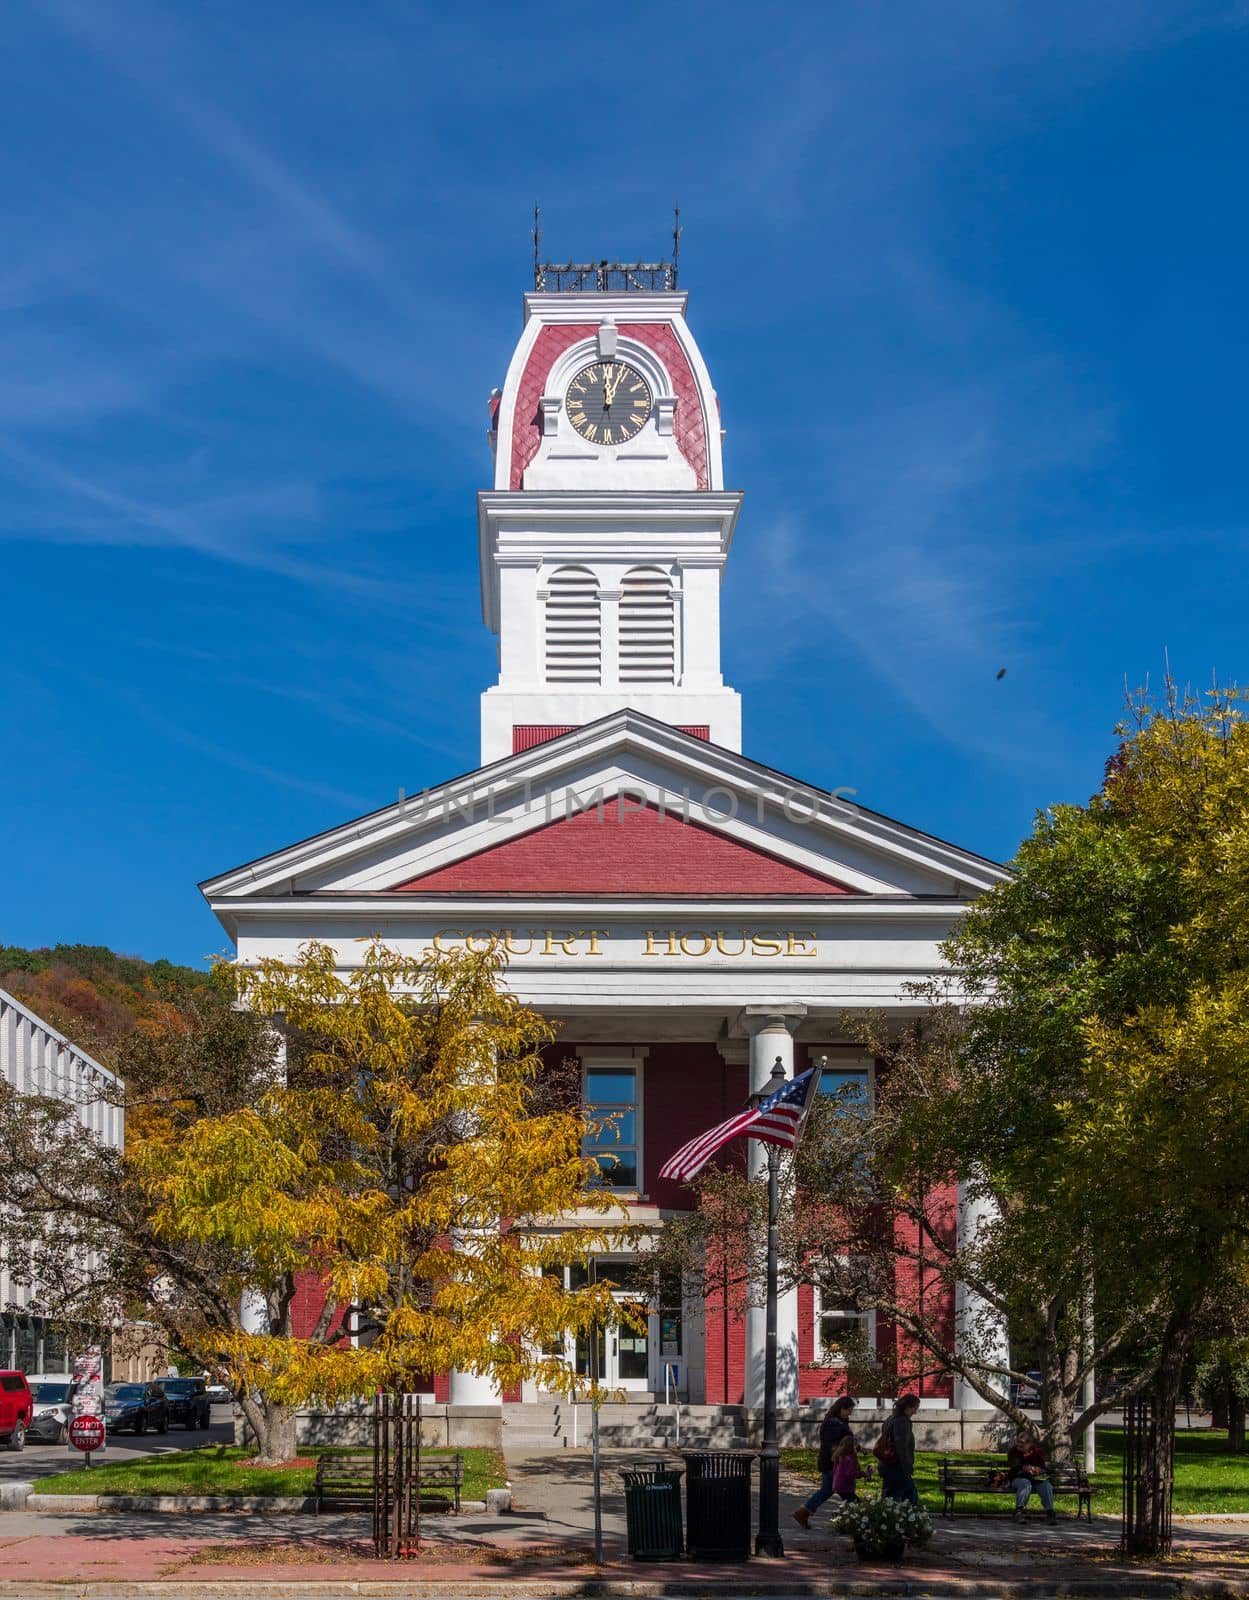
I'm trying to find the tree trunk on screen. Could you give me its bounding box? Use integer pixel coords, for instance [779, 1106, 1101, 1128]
[1229, 1394, 1246, 1455]
[238, 1393, 299, 1465]
[1042, 1373, 1077, 1466]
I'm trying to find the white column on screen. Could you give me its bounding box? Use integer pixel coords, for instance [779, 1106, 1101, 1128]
[448, 1033, 503, 1407]
[953, 1181, 1011, 1409]
[741, 1007, 805, 1411]
[497, 559, 541, 687]
[679, 561, 724, 689]
[449, 1353, 502, 1405]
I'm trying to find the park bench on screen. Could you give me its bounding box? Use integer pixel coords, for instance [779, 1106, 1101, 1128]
[314, 1451, 464, 1513]
[937, 1458, 1096, 1522]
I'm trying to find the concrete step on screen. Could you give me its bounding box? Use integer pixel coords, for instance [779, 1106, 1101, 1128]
[502, 1400, 757, 1452]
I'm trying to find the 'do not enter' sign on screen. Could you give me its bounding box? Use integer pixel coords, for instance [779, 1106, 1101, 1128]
[68, 1415, 105, 1452]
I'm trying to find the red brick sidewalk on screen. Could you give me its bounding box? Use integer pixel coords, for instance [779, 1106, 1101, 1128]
[0, 1526, 1247, 1596]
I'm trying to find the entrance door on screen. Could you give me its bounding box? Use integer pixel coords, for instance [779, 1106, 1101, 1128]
[571, 1317, 650, 1391]
[568, 1259, 653, 1392]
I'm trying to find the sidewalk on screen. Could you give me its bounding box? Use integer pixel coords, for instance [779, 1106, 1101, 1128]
[0, 1447, 1242, 1596]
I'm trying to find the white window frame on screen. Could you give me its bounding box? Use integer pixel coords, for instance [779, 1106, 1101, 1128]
[581, 1048, 647, 1195]
[812, 1284, 877, 1368]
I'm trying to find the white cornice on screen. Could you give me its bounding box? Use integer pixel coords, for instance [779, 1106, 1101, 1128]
[524, 292, 688, 324]
[477, 491, 742, 629]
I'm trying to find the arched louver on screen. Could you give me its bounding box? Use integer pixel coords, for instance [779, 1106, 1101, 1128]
[545, 567, 601, 684]
[619, 567, 675, 684]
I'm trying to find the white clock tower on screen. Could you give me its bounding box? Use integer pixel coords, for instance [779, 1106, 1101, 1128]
[478, 257, 743, 764]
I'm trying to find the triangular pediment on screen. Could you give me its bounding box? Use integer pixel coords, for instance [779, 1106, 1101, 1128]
[389, 802, 853, 896]
[201, 711, 1007, 921]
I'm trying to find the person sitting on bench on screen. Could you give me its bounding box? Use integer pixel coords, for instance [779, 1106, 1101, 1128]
[1008, 1433, 1057, 1525]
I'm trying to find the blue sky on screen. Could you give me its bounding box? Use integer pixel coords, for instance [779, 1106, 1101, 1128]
[3, 0, 1246, 966]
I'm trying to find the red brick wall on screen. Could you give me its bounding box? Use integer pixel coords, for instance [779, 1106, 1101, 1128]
[289, 1270, 348, 1344]
[391, 803, 852, 895]
[644, 1041, 746, 1205]
[512, 724, 711, 752]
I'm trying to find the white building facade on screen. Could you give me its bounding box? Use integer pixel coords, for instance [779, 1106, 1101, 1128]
[0, 988, 123, 1372]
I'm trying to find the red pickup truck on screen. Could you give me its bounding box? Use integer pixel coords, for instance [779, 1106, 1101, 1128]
[0, 1372, 33, 1451]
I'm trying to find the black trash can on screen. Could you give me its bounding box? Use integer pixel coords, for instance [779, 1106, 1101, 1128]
[682, 1450, 754, 1561]
[621, 1461, 684, 1560]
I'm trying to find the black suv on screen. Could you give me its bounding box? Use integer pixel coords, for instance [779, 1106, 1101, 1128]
[159, 1376, 211, 1430]
[103, 1381, 169, 1435]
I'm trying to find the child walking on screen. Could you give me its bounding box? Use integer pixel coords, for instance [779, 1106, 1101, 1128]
[831, 1430, 871, 1501]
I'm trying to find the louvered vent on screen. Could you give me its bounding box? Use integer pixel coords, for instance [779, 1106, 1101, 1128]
[620, 567, 675, 684]
[545, 567, 601, 683]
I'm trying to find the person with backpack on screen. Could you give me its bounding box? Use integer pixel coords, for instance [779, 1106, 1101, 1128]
[792, 1395, 856, 1529]
[874, 1393, 921, 1506]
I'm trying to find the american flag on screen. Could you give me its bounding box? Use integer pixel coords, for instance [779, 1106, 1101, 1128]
[658, 1066, 821, 1183]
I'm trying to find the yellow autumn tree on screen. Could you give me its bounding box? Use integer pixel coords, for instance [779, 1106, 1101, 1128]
[130, 939, 635, 1461]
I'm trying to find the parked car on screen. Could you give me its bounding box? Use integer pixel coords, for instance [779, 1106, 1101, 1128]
[0, 1372, 33, 1451]
[204, 1379, 233, 1405]
[1011, 1370, 1044, 1405]
[159, 1376, 210, 1430]
[25, 1375, 78, 1443]
[103, 1382, 169, 1435]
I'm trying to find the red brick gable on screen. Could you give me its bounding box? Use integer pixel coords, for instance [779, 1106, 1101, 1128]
[389, 803, 852, 895]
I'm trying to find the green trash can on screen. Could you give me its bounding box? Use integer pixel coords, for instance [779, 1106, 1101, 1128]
[682, 1451, 754, 1561]
[621, 1461, 684, 1560]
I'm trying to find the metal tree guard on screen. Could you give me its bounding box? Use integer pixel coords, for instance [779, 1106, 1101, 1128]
[373, 1390, 422, 1559]
[1121, 1391, 1173, 1556]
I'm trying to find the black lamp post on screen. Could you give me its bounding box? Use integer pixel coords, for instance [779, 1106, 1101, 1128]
[754, 1054, 788, 1558]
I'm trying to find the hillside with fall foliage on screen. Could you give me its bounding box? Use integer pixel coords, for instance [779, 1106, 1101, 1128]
[0, 944, 216, 1062]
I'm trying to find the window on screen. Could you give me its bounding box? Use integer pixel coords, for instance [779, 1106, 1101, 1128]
[815, 1053, 873, 1114]
[545, 566, 601, 684]
[619, 567, 675, 684]
[583, 1066, 640, 1189]
[813, 1288, 874, 1367]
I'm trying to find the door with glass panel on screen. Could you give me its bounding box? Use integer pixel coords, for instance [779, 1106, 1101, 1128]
[543, 1259, 654, 1392]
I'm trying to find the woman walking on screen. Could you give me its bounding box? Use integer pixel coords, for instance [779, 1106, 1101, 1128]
[876, 1393, 921, 1507]
[793, 1395, 856, 1529]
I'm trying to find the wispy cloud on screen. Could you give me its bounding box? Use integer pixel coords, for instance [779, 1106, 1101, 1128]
[31, 0, 380, 279]
[0, 433, 444, 610]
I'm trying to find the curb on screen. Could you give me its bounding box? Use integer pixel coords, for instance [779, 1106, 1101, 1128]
[23, 1489, 511, 1516]
[0, 1580, 1232, 1599]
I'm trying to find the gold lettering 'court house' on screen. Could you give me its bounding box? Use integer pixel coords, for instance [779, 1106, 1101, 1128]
[430, 928, 820, 957]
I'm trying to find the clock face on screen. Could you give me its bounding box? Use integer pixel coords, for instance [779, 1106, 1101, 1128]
[565, 362, 652, 445]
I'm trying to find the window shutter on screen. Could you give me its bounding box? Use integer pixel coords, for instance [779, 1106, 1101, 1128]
[619, 567, 675, 684]
[545, 567, 601, 684]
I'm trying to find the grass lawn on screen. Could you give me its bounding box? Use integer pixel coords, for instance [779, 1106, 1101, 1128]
[781, 1429, 1249, 1517]
[35, 1444, 507, 1503]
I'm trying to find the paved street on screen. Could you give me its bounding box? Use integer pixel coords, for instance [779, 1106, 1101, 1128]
[0, 1403, 235, 1486]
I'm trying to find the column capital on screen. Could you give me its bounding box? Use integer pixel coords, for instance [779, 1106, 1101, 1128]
[733, 1004, 807, 1039]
